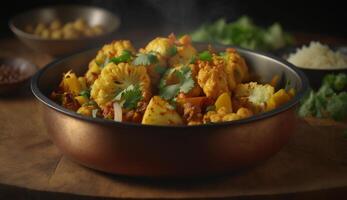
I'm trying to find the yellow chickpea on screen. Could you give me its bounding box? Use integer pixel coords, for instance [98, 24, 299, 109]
[92, 25, 103, 36]
[223, 113, 241, 122]
[236, 107, 253, 119]
[51, 29, 63, 39]
[40, 28, 51, 39]
[63, 29, 79, 39]
[34, 23, 46, 35]
[73, 18, 87, 32]
[83, 28, 95, 37]
[50, 19, 62, 30]
[63, 22, 74, 32]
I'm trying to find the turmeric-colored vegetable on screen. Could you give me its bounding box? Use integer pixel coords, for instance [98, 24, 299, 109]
[215, 92, 232, 113]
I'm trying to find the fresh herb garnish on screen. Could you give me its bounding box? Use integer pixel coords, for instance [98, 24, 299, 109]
[82, 100, 97, 107]
[133, 52, 158, 66]
[154, 65, 167, 75]
[159, 66, 195, 100]
[198, 51, 212, 61]
[189, 55, 196, 64]
[109, 50, 133, 64]
[114, 84, 143, 110]
[167, 46, 178, 57]
[206, 105, 216, 112]
[79, 89, 90, 99]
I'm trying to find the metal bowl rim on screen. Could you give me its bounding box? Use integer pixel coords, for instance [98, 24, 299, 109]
[31, 44, 309, 129]
[9, 5, 120, 42]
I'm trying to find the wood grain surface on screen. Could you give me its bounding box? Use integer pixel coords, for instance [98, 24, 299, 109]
[0, 37, 347, 199]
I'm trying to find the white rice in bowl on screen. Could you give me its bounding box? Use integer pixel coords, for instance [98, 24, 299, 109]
[287, 41, 347, 69]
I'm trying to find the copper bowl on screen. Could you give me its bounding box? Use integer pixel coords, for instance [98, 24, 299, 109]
[31, 44, 309, 178]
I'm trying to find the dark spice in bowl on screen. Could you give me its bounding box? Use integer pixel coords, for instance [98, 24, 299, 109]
[0, 57, 37, 95]
[0, 64, 26, 84]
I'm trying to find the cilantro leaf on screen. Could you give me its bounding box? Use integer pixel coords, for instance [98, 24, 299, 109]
[79, 89, 90, 99]
[179, 67, 195, 93]
[206, 105, 216, 112]
[109, 50, 133, 64]
[160, 84, 180, 100]
[198, 51, 212, 61]
[113, 84, 143, 110]
[189, 55, 196, 64]
[159, 66, 195, 100]
[167, 46, 177, 57]
[154, 65, 167, 75]
[133, 52, 158, 66]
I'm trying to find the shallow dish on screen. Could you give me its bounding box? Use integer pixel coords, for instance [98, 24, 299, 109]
[9, 5, 120, 56]
[0, 57, 37, 95]
[31, 44, 308, 178]
[274, 45, 347, 89]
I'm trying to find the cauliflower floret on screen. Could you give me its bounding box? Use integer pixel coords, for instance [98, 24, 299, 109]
[144, 36, 175, 57]
[85, 40, 136, 84]
[141, 36, 178, 85]
[169, 35, 197, 66]
[90, 62, 151, 109]
[197, 55, 229, 99]
[223, 48, 249, 90]
[234, 82, 275, 113]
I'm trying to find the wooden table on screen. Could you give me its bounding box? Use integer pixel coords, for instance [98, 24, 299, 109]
[1, 36, 347, 199]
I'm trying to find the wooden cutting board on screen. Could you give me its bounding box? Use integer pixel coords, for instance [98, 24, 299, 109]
[1, 38, 347, 199]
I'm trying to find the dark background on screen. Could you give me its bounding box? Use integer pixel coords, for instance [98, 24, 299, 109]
[1, 0, 346, 38]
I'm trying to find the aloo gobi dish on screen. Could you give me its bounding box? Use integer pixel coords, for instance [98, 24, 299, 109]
[51, 34, 295, 126]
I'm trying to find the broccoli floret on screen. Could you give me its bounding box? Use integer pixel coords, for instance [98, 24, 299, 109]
[299, 73, 347, 121]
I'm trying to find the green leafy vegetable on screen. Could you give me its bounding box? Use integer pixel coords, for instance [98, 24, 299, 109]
[190, 16, 293, 51]
[82, 100, 97, 107]
[154, 65, 167, 75]
[189, 56, 196, 64]
[167, 46, 178, 57]
[79, 89, 90, 99]
[206, 105, 216, 112]
[113, 84, 143, 110]
[133, 52, 158, 66]
[198, 51, 212, 61]
[109, 50, 133, 64]
[326, 92, 347, 121]
[298, 73, 347, 121]
[159, 66, 195, 100]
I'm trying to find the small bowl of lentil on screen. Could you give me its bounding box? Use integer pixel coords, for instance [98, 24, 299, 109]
[0, 57, 37, 95]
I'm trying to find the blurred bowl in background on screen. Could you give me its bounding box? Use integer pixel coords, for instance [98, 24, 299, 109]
[274, 45, 347, 89]
[9, 5, 120, 56]
[0, 57, 37, 95]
